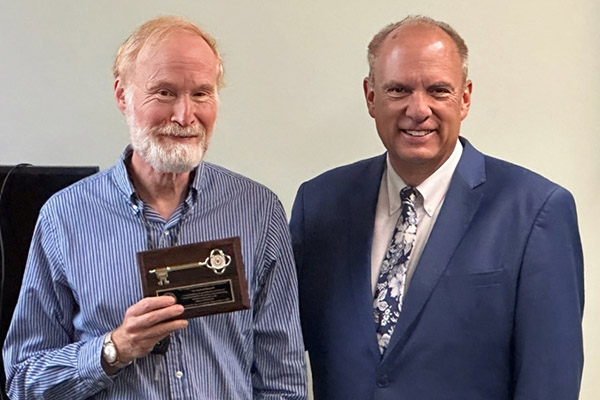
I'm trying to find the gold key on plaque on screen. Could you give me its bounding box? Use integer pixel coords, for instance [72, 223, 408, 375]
[149, 248, 231, 286]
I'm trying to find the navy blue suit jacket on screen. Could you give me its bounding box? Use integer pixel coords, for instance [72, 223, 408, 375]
[290, 138, 584, 400]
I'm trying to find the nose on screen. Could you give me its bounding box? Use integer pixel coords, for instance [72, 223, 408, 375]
[405, 92, 432, 123]
[171, 96, 197, 126]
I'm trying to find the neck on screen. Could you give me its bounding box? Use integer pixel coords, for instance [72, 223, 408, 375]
[128, 151, 191, 220]
[391, 163, 433, 188]
[390, 155, 452, 188]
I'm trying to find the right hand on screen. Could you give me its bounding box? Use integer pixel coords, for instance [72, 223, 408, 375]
[110, 296, 188, 363]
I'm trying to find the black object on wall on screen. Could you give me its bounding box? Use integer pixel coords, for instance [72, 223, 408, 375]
[0, 164, 99, 399]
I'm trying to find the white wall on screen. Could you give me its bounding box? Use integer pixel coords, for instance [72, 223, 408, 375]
[1, 1, 598, 398]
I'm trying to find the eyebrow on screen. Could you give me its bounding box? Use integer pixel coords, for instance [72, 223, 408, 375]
[428, 81, 454, 89]
[380, 80, 457, 91]
[146, 81, 176, 92]
[381, 81, 411, 91]
[192, 83, 216, 93]
[427, 79, 463, 92]
[145, 82, 216, 93]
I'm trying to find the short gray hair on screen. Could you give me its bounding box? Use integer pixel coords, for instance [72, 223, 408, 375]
[367, 15, 469, 83]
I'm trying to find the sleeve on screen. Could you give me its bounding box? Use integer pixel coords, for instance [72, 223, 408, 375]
[250, 199, 307, 400]
[289, 183, 311, 351]
[2, 209, 115, 399]
[512, 187, 584, 400]
[289, 183, 305, 279]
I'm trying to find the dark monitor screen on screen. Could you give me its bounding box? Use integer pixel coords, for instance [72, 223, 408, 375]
[0, 164, 99, 398]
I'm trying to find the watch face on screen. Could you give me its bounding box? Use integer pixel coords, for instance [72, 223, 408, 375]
[104, 344, 117, 363]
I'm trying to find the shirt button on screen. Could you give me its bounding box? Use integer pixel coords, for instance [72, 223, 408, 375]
[377, 374, 390, 387]
[175, 370, 183, 379]
[163, 231, 170, 236]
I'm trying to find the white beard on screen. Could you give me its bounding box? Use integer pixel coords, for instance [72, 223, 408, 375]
[126, 112, 209, 174]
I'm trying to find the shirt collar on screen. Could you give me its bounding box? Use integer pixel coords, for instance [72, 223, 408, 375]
[112, 146, 137, 201]
[111, 146, 204, 210]
[385, 139, 463, 217]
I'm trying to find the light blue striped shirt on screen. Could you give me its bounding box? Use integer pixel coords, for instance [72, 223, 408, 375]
[3, 148, 307, 399]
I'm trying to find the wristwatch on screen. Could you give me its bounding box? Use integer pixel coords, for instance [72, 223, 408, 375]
[102, 332, 132, 369]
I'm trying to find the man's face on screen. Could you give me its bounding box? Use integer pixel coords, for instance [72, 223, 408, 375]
[116, 30, 220, 173]
[364, 24, 472, 182]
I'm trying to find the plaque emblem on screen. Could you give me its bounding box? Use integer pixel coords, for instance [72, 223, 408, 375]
[206, 249, 231, 274]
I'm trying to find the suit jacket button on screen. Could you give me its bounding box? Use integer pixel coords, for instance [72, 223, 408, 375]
[377, 374, 390, 387]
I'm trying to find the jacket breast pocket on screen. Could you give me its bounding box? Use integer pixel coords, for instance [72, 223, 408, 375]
[432, 268, 514, 339]
[460, 268, 505, 287]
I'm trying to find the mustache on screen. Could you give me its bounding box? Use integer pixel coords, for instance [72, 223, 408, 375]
[150, 122, 205, 138]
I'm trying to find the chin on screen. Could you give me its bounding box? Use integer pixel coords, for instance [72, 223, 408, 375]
[143, 141, 206, 174]
[394, 148, 437, 163]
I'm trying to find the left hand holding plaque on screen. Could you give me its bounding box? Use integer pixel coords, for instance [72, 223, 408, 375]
[138, 237, 250, 319]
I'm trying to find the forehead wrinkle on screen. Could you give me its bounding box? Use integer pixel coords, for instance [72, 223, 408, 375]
[137, 57, 215, 79]
[381, 25, 461, 66]
[137, 58, 218, 87]
[378, 41, 461, 84]
[135, 32, 219, 76]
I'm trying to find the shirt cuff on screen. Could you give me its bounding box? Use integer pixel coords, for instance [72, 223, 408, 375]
[77, 335, 119, 392]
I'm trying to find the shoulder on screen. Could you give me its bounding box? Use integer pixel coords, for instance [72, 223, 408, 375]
[301, 154, 385, 192]
[459, 149, 577, 223]
[460, 138, 570, 204]
[40, 169, 112, 215]
[201, 163, 290, 250]
[483, 154, 568, 200]
[201, 162, 280, 205]
[291, 154, 385, 220]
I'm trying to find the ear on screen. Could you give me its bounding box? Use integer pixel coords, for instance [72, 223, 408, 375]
[114, 78, 127, 114]
[363, 77, 376, 118]
[460, 80, 473, 121]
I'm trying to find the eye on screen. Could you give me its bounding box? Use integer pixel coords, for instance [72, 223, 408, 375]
[429, 86, 452, 98]
[386, 87, 409, 98]
[156, 89, 174, 99]
[192, 89, 216, 102]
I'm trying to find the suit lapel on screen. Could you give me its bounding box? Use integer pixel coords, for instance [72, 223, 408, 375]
[346, 155, 386, 359]
[382, 138, 487, 361]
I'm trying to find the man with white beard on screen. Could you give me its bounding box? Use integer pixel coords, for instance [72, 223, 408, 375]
[3, 16, 307, 400]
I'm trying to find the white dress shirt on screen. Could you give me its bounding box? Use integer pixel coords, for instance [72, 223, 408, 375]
[371, 141, 463, 295]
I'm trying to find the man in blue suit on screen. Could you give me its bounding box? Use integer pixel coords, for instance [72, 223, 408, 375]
[290, 16, 584, 400]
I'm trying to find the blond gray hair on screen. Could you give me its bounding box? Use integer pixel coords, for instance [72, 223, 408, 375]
[113, 16, 224, 88]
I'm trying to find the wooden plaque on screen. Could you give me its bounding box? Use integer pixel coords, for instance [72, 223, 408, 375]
[138, 237, 250, 319]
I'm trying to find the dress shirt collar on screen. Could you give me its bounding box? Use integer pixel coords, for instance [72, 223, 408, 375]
[111, 146, 204, 210]
[386, 139, 463, 217]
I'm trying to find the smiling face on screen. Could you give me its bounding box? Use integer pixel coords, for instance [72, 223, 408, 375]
[115, 30, 220, 173]
[364, 23, 472, 185]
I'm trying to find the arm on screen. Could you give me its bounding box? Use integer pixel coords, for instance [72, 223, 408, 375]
[289, 183, 305, 282]
[512, 187, 584, 400]
[3, 211, 113, 399]
[251, 200, 307, 399]
[3, 209, 188, 398]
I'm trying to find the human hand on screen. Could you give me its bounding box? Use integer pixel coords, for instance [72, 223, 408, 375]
[110, 296, 188, 363]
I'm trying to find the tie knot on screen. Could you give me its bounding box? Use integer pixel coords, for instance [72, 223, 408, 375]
[400, 187, 417, 204]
